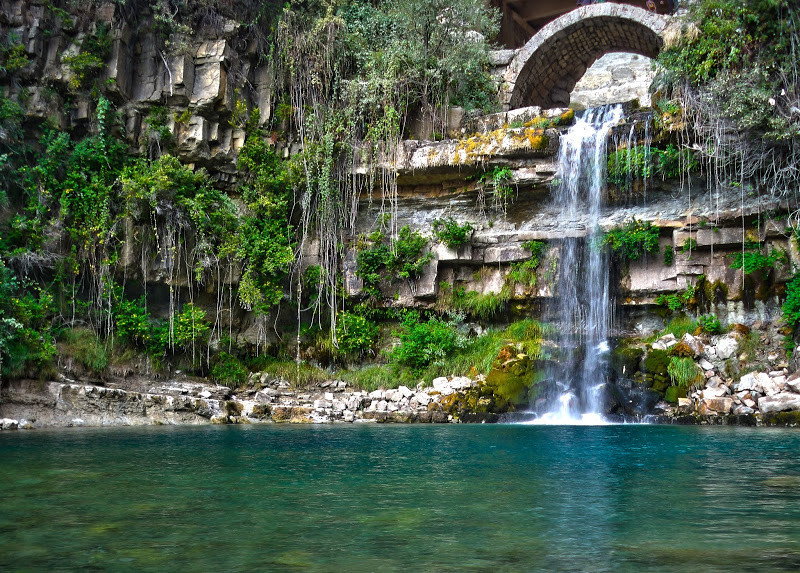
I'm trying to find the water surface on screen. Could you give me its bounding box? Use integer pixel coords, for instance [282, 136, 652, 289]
[2, 424, 800, 571]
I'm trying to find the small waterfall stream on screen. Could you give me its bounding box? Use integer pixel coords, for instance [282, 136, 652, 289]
[530, 106, 624, 424]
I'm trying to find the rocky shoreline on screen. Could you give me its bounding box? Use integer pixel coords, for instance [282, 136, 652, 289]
[3, 364, 800, 430]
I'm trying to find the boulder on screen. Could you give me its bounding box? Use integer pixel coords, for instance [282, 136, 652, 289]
[758, 393, 800, 414]
[681, 333, 704, 357]
[1, 418, 19, 430]
[414, 392, 431, 406]
[398, 385, 414, 398]
[703, 397, 733, 414]
[715, 337, 739, 360]
[698, 359, 714, 372]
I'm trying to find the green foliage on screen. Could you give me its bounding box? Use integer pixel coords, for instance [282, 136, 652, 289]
[663, 244, 674, 266]
[432, 217, 473, 249]
[62, 24, 112, 89]
[392, 313, 466, 372]
[60, 328, 109, 374]
[211, 352, 249, 388]
[730, 242, 786, 276]
[602, 219, 659, 261]
[1, 39, 29, 73]
[356, 226, 432, 297]
[658, 0, 800, 141]
[507, 240, 547, 288]
[235, 125, 294, 313]
[655, 283, 698, 313]
[439, 284, 509, 320]
[171, 302, 210, 349]
[682, 238, 698, 253]
[356, 233, 392, 298]
[608, 144, 698, 188]
[391, 226, 433, 281]
[335, 311, 378, 358]
[782, 273, 800, 331]
[668, 356, 703, 388]
[0, 262, 56, 379]
[698, 314, 723, 335]
[112, 295, 151, 347]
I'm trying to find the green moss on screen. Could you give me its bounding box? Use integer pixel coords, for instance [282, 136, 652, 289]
[644, 349, 670, 376]
[664, 385, 688, 403]
[611, 344, 644, 378]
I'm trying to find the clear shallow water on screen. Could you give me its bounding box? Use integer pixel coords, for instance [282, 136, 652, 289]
[2, 425, 800, 572]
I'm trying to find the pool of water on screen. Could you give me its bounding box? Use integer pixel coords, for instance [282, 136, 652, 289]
[2, 424, 800, 571]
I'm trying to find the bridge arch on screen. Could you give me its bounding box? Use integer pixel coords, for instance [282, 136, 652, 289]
[500, 4, 671, 109]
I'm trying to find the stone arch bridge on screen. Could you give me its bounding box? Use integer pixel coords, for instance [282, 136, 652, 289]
[498, 3, 673, 109]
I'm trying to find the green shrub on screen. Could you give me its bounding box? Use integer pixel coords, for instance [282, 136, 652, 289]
[439, 284, 509, 320]
[390, 226, 433, 281]
[432, 217, 473, 249]
[392, 313, 466, 372]
[663, 244, 674, 266]
[667, 356, 703, 388]
[730, 243, 786, 276]
[698, 314, 723, 335]
[783, 273, 800, 330]
[335, 311, 379, 358]
[601, 219, 659, 261]
[61, 328, 109, 374]
[211, 352, 249, 388]
[507, 241, 547, 288]
[113, 295, 151, 347]
[655, 283, 697, 313]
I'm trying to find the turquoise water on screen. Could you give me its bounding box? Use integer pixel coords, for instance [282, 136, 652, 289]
[2, 425, 800, 572]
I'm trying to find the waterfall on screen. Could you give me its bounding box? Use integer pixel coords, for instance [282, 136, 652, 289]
[531, 105, 623, 424]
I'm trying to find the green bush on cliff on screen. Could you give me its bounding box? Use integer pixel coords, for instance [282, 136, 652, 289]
[392, 313, 466, 372]
[335, 311, 379, 358]
[432, 217, 473, 249]
[211, 352, 249, 388]
[782, 273, 800, 332]
[602, 219, 659, 262]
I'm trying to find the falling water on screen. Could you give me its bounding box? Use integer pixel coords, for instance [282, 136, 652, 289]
[530, 105, 623, 424]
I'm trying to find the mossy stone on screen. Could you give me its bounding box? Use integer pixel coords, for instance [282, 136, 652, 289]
[664, 385, 688, 403]
[644, 349, 670, 376]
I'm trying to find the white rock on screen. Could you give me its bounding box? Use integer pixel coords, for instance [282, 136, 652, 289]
[432, 377, 450, 392]
[702, 346, 718, 361]
[772, 375, 786, 386]
[369, 390, 385, 400]
[313, 399, 331, 410]
[758, 393, 800, 413]
[377, 400, 388, 412]
[703, 387, 728, 399]
[415, 392, 431, 406]
[199, 390, 213, 399]
[736, 373, 758, 392]
[716, 337, 739, 360]
[699, 359, 715, 371]
[398, 385, 414, 398]
[787, 378, 800, 394]
[1, 418, 19, 430]
[343, 410, 355, 422]
[732, 405, 755, 415]
[324, 392, 335, 401]
[743, 398, 757, 408]
[449, 376, 474, 390]
[387, 402, 398, 412]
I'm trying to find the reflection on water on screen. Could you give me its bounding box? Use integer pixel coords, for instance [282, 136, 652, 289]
[2, 425, 800, 572]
